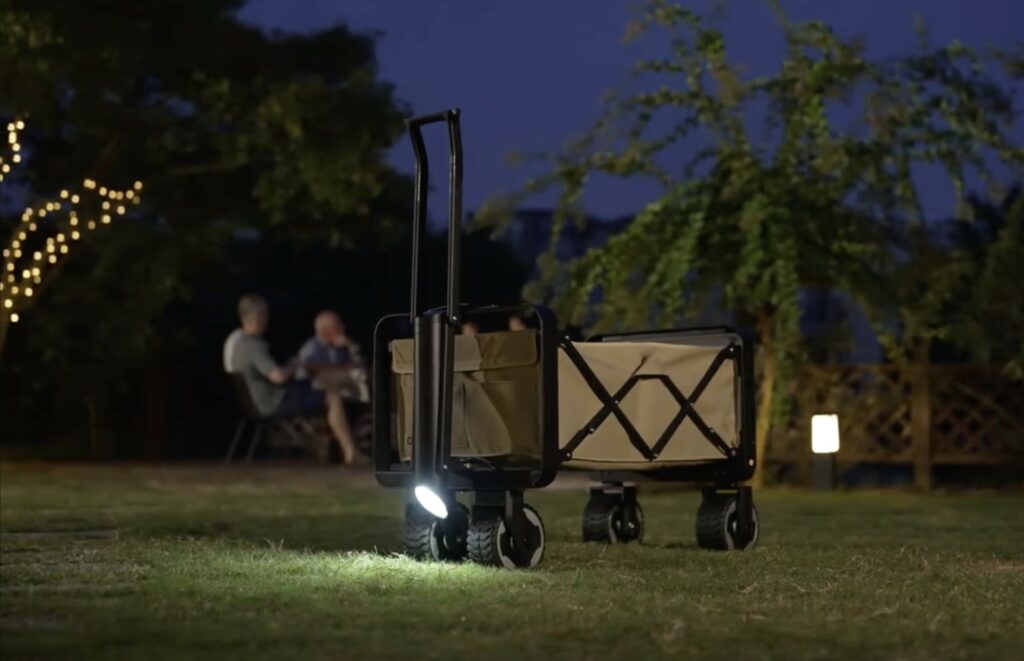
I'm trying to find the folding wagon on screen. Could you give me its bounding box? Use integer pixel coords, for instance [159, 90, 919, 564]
[373, 109, 759, 569]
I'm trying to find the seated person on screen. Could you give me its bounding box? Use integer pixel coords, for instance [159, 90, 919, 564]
[223, 295, 359, 465]
[297, 311, 368, 401]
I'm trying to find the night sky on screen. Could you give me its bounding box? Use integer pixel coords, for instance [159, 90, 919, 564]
[240, 0, 1023, 220]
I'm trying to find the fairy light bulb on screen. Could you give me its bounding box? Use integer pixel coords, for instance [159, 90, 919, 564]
[9, 313, 19, 323]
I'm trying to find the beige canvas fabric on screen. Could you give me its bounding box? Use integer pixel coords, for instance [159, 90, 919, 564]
[558, 341, 738, 470]
[391, 330, 542, 460]
[390, 332, 738, 470]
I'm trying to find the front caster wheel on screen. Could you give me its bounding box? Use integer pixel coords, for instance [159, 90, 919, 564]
[404, 502, 469, 561]
[696, 494, 759, 551]
[467, 504, 545, 568]
[582, 493, 644, 543]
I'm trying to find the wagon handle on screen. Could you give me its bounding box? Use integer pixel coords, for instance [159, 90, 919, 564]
[407, 108, 462, 325]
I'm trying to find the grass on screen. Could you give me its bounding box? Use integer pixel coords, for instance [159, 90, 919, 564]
[1, 464, 1023, 660]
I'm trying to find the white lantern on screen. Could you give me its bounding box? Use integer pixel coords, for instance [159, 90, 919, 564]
[811, 414, 840, 454]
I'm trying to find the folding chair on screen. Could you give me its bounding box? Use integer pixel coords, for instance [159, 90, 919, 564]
[224, 374, 315, 462]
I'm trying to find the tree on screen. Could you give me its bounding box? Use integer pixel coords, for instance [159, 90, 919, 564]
[480, 1, 1022, 483]
[1, 0, 407, 238]
[0, 0, 409, 454]
[857, 39, 1024, 376]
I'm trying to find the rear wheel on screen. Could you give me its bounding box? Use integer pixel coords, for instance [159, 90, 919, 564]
[582, 493, 644, 543]
[404, 502, 469, 561]
[467, 504, 545, 568]
[696, 494, 758, 551]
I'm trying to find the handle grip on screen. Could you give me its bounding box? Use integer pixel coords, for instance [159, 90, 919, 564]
[408, 109, 462, 324]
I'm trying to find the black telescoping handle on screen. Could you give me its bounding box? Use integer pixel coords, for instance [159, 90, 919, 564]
[407, 108, 463, 325]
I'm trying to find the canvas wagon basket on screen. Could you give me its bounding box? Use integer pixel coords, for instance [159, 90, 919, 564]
[390, 330, 743, 470]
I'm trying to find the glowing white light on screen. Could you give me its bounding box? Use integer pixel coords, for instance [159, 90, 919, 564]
[811, 414, 840, 454]
[414, 486, 449, 519]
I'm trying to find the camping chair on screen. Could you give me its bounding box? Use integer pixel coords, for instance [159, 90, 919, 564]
[224, 374, 316, 462]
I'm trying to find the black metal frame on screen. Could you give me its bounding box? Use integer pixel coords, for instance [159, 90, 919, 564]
[372, 110, 559, 499]
[373, 109, 757, 556]
[580, 326, 757, 485]
[372, 303, 560, 491]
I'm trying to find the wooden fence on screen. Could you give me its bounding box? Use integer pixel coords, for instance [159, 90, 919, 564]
[764, 364, 1024, 488]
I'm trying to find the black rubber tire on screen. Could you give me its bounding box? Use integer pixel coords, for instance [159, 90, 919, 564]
[467, 505, 545, 569]
[404, 503, 469, 561]
[696, 495, 759, 551]
[582, 494, 644, 544]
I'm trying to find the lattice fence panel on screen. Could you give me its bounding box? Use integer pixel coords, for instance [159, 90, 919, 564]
[930, 366, 1024, 463]
[766, 364, 1024, 466]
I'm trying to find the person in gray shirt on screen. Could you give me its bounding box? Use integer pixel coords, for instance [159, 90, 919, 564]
[223, 294, 358, 465]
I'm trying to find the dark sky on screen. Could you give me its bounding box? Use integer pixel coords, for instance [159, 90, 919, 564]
[240, 0, 1023, 220]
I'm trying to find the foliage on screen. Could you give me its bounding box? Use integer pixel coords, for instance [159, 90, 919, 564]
[857, 34, 1024, 369]
[479, 1, 1023, 440]
[944, 190, 1024, 377]
[0, 0, 409, 452]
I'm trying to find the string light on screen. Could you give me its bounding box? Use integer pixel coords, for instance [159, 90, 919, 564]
[0, 120, 23, 183]
[1, 118, 145, 329]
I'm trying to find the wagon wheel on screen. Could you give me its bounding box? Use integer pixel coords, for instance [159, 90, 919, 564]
[404, 502, 469, 561]
[696, 494, 759, 551]
[582, 493, 644, 544]
[467, 505, 545, 569]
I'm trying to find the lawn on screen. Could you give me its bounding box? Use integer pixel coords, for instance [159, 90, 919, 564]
[1, 464, 1022, 660]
